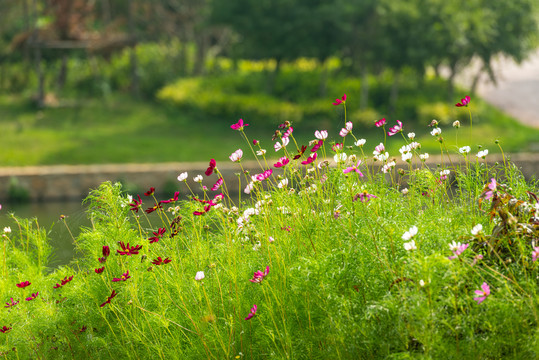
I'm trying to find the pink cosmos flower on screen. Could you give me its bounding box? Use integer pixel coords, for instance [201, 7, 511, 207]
[229, 149, 243, 162]
[112, 270, 131, 282]
[387, 120, 403, 136]
[282, 127, 294, 139]
[482, 178, 497, 200]
[332, 143, 343, 151]
[455, 95, 471, 107]
[231, 118, 249, 130]
[448, 243, 469, 260]
[473, 282, 490, 304]
[332, 94, 346, 106]
[253, 169, 273, 182]
[315, 130, 328, 140]
[205, 159, 217, 176]
[373, 143, 385, 155]
[301, 153, 317, 165]
[274, 157, 290, 168]
[245, 304, 258, 320]
[353, 191, 377, 202]
[211, 178, 224, 191]
[343, 160, 364, 176]
[249, 266, 270, 283]
[375, 118, 386, 127]
[532, 247, 539, 262]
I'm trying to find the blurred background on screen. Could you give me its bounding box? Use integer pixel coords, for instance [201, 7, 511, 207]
[0, 0, 538, 264]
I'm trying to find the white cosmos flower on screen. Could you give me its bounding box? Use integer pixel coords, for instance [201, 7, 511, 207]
[430, 128, 442, 136]
[195, 271, 205, 281]
[459, 146, 471, 155]
[193, 175, 203, 183]
[381, 161, 396, 173]
[408, 132, 416, 140]
[355, 139, 366, 147]
[177, 172, 188, 182]
[229, 149, 243, 162]
[404, 240, 417, 251]
[402, 225, 418, 241]
[256, 149, 266, 156]
[471, 224, 483, 236]
[419, 279, 425, 287]
[315, 130, 328, 140]
[402, 152, 413, 162]
[449, 241, 462, 251]
[278, 179, 289, 188]
[334, 153, 347, 163]
[3, 227, 11, 234]
[477, 149, 489, 159]
[419, 153, 429, 161]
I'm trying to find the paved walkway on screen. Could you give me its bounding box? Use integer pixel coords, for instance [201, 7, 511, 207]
[459, 49, 539, 129]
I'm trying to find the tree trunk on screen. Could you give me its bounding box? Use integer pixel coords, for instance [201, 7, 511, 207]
[128, 0, 139, 97]
[389, 70, 400, 116]
[32, 0, 44, 108]
[57, 53, 68, 91]
[360, 65, 369, 110]
[318, 60, 328, 98]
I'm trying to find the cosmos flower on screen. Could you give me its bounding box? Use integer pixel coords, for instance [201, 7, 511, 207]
[231, 118, 249, 130]
[473, 282, 490, 304]
[332, 94, 346, 106]
[245, 304, 258, 320]
[455, 95, 471, 107]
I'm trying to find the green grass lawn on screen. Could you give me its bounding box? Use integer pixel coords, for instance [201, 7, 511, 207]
[0, 91, 538, 167]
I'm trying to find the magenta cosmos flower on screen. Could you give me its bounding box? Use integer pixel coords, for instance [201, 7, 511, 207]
[473, 282, 490, 304]
[455, 95, 471, 107]
[231, 118, 249, 130]
[16, 281, 31, 288]
[245, 304, 258, 320]
[249, 266, 270, 283]
[274, 157, 290, 168]
[353, 191, 377, 203]
[387, 120, 403, 136]
[332, 94, 346, 106]
[481, 178, 497, 200]
[112, 270, 131, 282]
[25, 292, 39, 301]
[4, 298, 18, 308]
[375, 118, 386, 127]
[301, 153, 317, 165]
[343, 160, 364, 176]
[205, 159, 217, 176]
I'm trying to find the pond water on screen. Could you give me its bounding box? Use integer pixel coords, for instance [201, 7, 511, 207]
[0, 200, 89, 267]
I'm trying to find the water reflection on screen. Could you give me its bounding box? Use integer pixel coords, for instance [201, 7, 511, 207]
[0, 201, 89, 268]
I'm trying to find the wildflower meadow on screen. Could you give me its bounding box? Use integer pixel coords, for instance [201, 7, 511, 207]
[0, 94, 538, 359]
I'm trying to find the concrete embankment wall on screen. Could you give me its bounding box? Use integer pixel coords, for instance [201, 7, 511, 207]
[0, 153, 537, 202]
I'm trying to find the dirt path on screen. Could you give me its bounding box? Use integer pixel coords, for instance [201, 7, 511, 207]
[463, 49, 539, 129]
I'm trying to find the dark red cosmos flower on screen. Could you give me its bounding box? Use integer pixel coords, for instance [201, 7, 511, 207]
[95, 267, 105, 274]
[102, 245, 110, 257]
[148, 228, 166, 244]
[98, 257, 107, 263]
[16, 281, 30, 288]
[205, 159, 217, 176]
[112, 270, 131, 282]
[100, 289, 118, 307]
[61, 275, 74, 286]
[193, 204, 213, 216]
[117, 241, 143, 256]
[293, 145, 307, 160]
[4, 298, 18, 308]
[145, 203, 162, 214]
[151, 257, 172, 265]
[0, 326, 11, 334]
[144, 187, 155, 196]
[129, 195, 142, 213]
[25, 292, 39, 301]
[455, 95, 471, 107]
[79, 326, 87, 333]
[310, 140, 323, 153]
